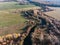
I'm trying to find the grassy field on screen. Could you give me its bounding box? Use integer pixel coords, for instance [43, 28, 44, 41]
[0, 9, 27, 35]
[0, 2, 37, 10]
[0, 12, 26, 27]
[0, 2, 39, 35]
[44, 7, 60, 20]
[0, 2, 39, 27]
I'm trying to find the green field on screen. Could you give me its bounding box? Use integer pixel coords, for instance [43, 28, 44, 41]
[0, 2, 39, 35]
[0, 2, 39, 27]
[0, 2, 37, 10]
[0, 12, 26, 27]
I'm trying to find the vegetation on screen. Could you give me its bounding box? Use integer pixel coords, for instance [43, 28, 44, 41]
[0, 2, 37, 10]
[0, 1, 60, 45]
[0, 12, 26, 27]
[0, 2, 39, 35]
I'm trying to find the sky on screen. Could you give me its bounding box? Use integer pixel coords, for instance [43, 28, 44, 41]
[30, 0, 60, 2]
[45, 0, 60, 1]
[0, 0, 59, 1]
[0, 0, 58, 1]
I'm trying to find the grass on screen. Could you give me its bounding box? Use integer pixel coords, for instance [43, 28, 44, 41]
[0, 2, 39, 35]
[0, 12, 26, 27]
[0, 2, 39, 27]
[0, 11, 25, 35]
[0, 10, 27, 35]
[0, 2, 37, 10]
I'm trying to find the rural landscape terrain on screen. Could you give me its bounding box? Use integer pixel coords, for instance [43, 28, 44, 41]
[0, 2, 39, 35]
[0, 0, 60, 45]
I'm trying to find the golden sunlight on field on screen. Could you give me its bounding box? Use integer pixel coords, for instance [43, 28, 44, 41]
[44, 7, 60, 20]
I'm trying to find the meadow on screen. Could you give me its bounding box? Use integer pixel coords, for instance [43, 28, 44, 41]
[0, 2, 38, 35]
[0, 2, 37, 10]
